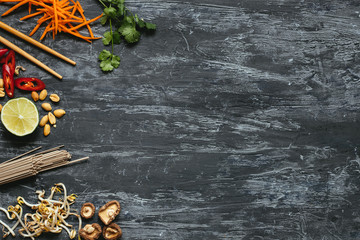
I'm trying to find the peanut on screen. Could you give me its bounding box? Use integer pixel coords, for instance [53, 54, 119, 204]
[0, 78, 3, 88]
[0, 88, 4, 97]
[39, 115, 49, 127]
[53, 109, 66, 118]
[41, 103, 52, 111]
[49, 93, 60, 103]
[44, 124, 51, 137]
[0, 104, 2, 113]
[39, 89, 47, 100]
[31, 91, 39, 102]
[48, 112, 56, 125]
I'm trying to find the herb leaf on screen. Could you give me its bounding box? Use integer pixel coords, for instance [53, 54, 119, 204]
[99, 0, 156, 72]
[145, 22, 156, 30]
[100, 15, 108, 25]
[102, 31, 112, 45]
[98, 49, 112, 61]
[99, 50, 121, 72]
[104, 7, 117, 18]
[118, 23, 140, 43]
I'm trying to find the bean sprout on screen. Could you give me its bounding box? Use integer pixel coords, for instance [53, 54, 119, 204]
[0, 183, 81, 239]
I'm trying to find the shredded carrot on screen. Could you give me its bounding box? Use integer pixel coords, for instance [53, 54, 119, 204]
[20, 10, 42, 20]
[0, 0, 102, 42]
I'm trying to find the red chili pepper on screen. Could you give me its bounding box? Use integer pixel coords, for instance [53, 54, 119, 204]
[0, 49, 9, 64]
[3, 64, 14, 98]
[5, 50, 15, 75]
[14, 77, 46, 91]
[0, 49, 8, 58]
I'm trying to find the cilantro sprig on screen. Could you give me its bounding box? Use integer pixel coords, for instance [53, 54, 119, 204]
[98, 0, 156, 72]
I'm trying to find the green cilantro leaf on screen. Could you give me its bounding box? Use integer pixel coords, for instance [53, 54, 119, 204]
[134, 14, 145, 28]
[100, 58, 113, 71]
[100, 15, 108, 25]
[104, 7, 117, 18]
[145, 22, 156, 30]
[111, 55, 121, 68]
[118, 23, 140, 43]
[99, 0, 156, 71]
[123, 15, 134, 24]
[98, 49, 112, 61]
[99, 53, 121, 72]
[117, 3, 125, 16]
[112, 31, 121, 44]
[102, 31, 112, 45]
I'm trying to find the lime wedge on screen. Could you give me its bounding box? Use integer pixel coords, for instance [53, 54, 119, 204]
[1, 97, 39, 136]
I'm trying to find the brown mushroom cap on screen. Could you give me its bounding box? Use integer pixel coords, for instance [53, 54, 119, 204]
[98, 200, 121, 225]
[79, 223, 102, 240]
[103, 223, 122, 240]
[81, 203, 96, 219]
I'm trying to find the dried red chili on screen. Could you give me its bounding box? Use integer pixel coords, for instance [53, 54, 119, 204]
[14, 78, 46, 91]
[2, 64, 14, 98]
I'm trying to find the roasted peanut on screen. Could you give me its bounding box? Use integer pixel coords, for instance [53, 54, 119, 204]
[48, 112, 56, 125]
[49, 94, 60, 103]
[39, 115, 49, 127]
[39, 89, 47, 100]
[0, 88, 4, 97]
[53, 109, 66, 118]
[31, 91, 39, 102]
[0, 78, 3, 88]
[44, 124, 51, 136]
[41, 103, 52, 111]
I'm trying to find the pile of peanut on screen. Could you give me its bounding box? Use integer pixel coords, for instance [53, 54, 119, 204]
[32, 89, 66, 137]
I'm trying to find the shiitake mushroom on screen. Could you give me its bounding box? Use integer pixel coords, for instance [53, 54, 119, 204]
[98, 200, 121, 225]
[81, 202, 96, 219]
[79, 223, 102, 240]
[103, 223, 122, 240]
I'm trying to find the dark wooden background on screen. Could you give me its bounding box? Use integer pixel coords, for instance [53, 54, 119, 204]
[1, 0, 360, 239]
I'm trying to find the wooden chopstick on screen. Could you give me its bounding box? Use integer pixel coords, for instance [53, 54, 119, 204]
[0, 21, 76, 66]
[0, 35, 63, 79]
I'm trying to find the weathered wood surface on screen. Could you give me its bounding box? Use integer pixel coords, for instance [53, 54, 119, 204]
[1, 0, 360, 239]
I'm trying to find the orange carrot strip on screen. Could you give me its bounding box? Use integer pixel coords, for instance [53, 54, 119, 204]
[60, 23, 101, 40]
[67, 13, 103, 31]
[37, 15, 52, 23]
[0, 0, 22, 2]
[53, 0, 58, 34]
[2, 0, 30, 16]
[58, 24, 91, 43]
[52, 21, 55, 39]
[75, 0, 83, 13]
[20, 10, 43, 20]
[29, 22, 42, 36]
[28, 2, 31, 14]
[40, 21, 53, 40]
[29, 14, 51, 36]
[76, 1, 93, 38]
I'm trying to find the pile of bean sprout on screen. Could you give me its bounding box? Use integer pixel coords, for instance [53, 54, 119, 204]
[0, 183, 82, 239]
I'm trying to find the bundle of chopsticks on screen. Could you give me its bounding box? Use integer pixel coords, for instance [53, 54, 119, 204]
[0, 21, 76, 79]
[0, 145, 88, 185]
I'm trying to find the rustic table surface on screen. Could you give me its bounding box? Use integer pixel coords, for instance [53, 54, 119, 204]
[0, 0, 360, 239]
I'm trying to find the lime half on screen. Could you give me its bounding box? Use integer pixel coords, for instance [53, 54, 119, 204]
[1, 97, 39, 136]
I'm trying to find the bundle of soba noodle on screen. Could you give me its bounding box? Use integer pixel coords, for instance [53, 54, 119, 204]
[0, 145, 88, 185]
